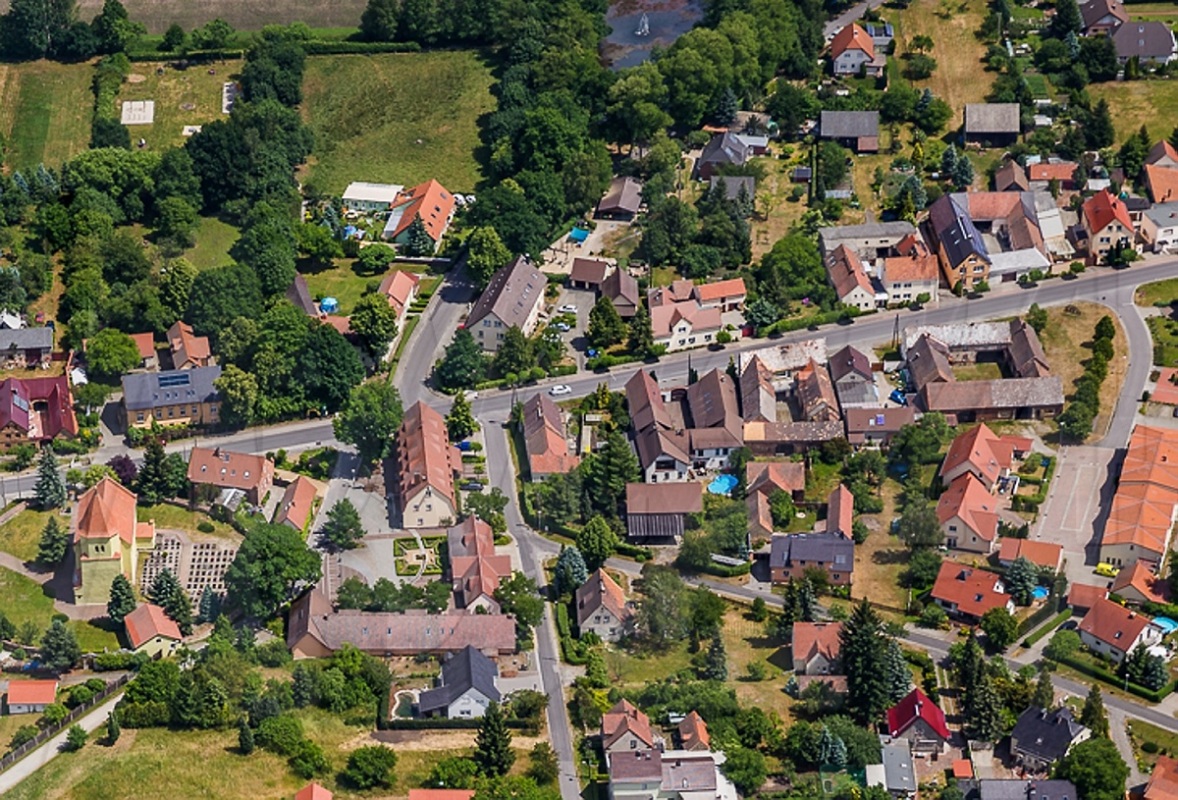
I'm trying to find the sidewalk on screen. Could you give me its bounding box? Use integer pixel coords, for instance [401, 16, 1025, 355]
[0, 691, 121, 794]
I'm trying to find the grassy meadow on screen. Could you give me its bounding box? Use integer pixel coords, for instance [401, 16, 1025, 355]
[0, 61, 94, 171]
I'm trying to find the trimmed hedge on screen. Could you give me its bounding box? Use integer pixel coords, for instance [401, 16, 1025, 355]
[1021, 608, 1072, 647]
[1011, 456, 1056, 511]
[1016, 594, 1064, 637]
[615, 541, 654, 562]
[687, 560, 752, 578]
[386, 717, 531, 730]
[758, 306, 870, 337]
[1054, 653, 1174, 703]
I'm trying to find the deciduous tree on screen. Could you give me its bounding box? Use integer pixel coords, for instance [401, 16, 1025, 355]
[225, 523, 322, 619]
[1057, 737, 1128, 800]
[333, 379, 404, 466]
[435, 329, 486, 390]
[349, 293, 399, 360]
[445, 393, 479, 441]
[576, 515, 618, 570]
[322, 499, 366, 550]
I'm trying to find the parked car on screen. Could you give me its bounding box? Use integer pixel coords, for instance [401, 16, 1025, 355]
[461, 481, 485, 492]
[889, 389, 908, 406]
[1095, 562, 1118, 578]
[555, 322, 571, 332]
[558, 304, 578, 313]
[549, 384, 573, 396]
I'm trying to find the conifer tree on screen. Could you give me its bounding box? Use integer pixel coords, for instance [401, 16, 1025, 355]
[1080, 684, 1109, 737]
[553, 546, 589, 596]
[402, 214, 436, 257]
[37, 516, 69, 564]
[34, 448, 65, 510]
[474, 702, 514, 776]
[1033, 668, 1054, 710]
[840, 598, 890, 724]
[966, 675, 1003, 742]
[703, 636, 728, 680]
[106, 711, 120, 745]
[885, 638, 912, 702]
[107, 574, 137, 624]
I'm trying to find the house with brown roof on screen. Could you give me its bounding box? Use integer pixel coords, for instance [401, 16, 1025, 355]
[575, 569, 634, 642]
[844, 406, 916, 448]
[921, 379, 1063, 423]
[937, 474, 1000, 554]
[739, 355, 776, 423]
[1145, 755, 1178, 800]
[828, 345, 877, 410]
[273, 476, 319, 532]
[0, 375, 78, 452]
[1100, 426, 1178, 569]
[1027, 160, 1079, 191]
[825, 245, 877, 312]
[379, 270, 422, 323]
[941, 423, 1031, 490]
[447, 516, 512, 612]
[602, 269, 640, 318]
[796, 359, 841, 423]
[73, 477, 156, 605]
[743, 419, 845, 457]
[286, 586, 517, 659]
[1111, 561, 1171, 606]
[963, 103, 1020, 147]
[693, 278, 746, 312]
[187, 446, 275, 506]
[5, 680, 58, 714]
[648, 279, 695, 308]
[1148, 140, 1178, 169]
[1080, 0, 1129, 36]
[601, 699, 662, 761]
[879, 234, 940, 307]
[830, 23, 884, 76]
[597, 176, 644, 221]
[608, 748, 737, 800]
[746, 461, 805, 539]
[650, 301, 723, 352]
[167, 321, 213, 370]
[1078, 596, 1162, 663]
[1081, 189, 1136, 264]
[129, 331, 158, 369]
[997, 538, 1063, 572]
[677, 711, 710, 751]
[1067, 582, 1108, 614]
[124, 602, 183, 658]
[625, 482, 703, 539]
[994, 160, 1029, 193]
[381, 179, 456, 251]
[522, 393, 579, 480]
[466, 256, 547, 352]
[397, 401, 461, 528]
[930, 560, 1013, 622]
[569, 258, 611, 290]
[791, 621, 843, 674]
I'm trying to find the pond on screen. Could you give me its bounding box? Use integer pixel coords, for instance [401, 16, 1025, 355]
[601, 0, 704, 69]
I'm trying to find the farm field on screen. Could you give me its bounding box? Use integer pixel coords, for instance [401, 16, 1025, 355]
[0, 0, 369, 34]
[1090, 79, 1178, 146]
[0, 61, 94, 171]
[115, 60, 243, 152]
[301, 51, 495, 195]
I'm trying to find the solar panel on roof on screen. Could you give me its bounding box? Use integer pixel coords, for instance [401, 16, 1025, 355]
[157, 373, 191, 388]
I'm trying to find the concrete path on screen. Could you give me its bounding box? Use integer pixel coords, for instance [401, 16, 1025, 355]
[0, 692, 121, 794]
[1109, 708, 1148, 791]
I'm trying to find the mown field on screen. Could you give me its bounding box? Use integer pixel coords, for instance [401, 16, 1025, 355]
[301, 51, 495, 195]
[0, 0, 368, 34]
[0, 61, 94, 171]
[116, 59, 243, 151]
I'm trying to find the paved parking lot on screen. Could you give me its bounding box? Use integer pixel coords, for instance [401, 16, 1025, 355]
[1032, 444, 1118, 586]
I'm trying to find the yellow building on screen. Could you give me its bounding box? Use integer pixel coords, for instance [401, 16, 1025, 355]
[120, 366, 222, 430]
[123, 603, 182, 658]
[73, 478, 155, 605]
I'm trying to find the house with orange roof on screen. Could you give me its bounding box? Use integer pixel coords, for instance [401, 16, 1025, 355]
[830, 23, 885, 77]
[123, 602, 183, 657]
[825, 245, 877, 312]
[1081, 189, 1136, 264]
[1027, 160, 1079, 191]
[1078, 596, 1161, 663]
[398, 401, 461, 528]
[796, 359, 841, 423]
[575, 568, 634, 642]
[1145, 164, 1178, 205]
[692, 278, 746, 312]
[378, 270, 422, 324]
[1145, 754, 1178, 800]
[791, 621, 843, 674]
[879, 233, 939, 306]
[5, 679, 58, 714]
[937, 474, 1000, 554]
[930, 560, 1013, 622]
[601, 699, 663, 762]
[295, 783, 333, 800]
[167, 321, 213, 370]
[522, 393, 579, 480]
[1067, 582, 1108, 614]
[746, 461, 805, 538]
[1111, 561, 1171, 606]
[940, 423, 1032, 490]
[997, 538, 1063, 572]
[273, 476, 319, 532]
[447, 516, 512, 612]
[1147, 140, 1178, 169]
[1100, 426, 1178, 570]
[677, 711, 710, 751]
[381, 179, 456, 252]
[129, 331, 158, 370]
[187, 446, 275, 506]
[73, 477, 156, 605]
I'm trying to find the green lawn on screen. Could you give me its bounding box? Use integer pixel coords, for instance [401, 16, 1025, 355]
[301, 51, 495, 195]
[0, 61, 94, 171]
[138, 504, 240, 541]
[1148, 315, 1178, 366]
[182, 216, 240, 271]
[0, 567, 120, 653]
[951, 362, 1004, 381]
[116, 59, 244, 151]
[0, 508, 67, 563]
[1136, 277, 1178, 307]
[1090, 79, 1178, 146]
[300, 259, 434, 315]
[1127, 718, 1178, 771]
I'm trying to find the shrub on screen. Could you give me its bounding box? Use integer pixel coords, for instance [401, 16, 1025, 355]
[344, 745, 398, 789]
[197, 521, 215, 533]
[255, 715, 305, 756]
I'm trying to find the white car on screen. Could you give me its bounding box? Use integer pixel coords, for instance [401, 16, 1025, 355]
[554, 322, 571, 332]
[549, 384, 573, 396]
[558, 304, 578, 313]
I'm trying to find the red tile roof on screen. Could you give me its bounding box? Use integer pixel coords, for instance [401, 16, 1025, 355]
[1103, 426, 1178, 558]
[941, 423, 1029, 487]
[887, 687, 950, 740]
[187, 446, 273, 495]
[1111, 561, 1171, 604]
[124, 603, 182, 649]
[931, 560, 1010, 618]
[997, 538, 1063, 570]
[827, 484, 854, 537]
[379, 270, 421, 317]
[602, 699, 657, 750]
[694, 277, 747, 303]
[678, 710, 710, 750]
[522, 393, 579, 476]
[167, 321, 211, 368]
[882, 235, 939, 283]
[388, 179, 455, 242]
[1082, 189, 1134, 234]
[6, 679, 58, 706]
[0, 375, 78, 441]
[398, 401, 459, 509]
[75, 477, 140, 545]
[1079, 596, 1153, 650]
[295, 783, 333, 800]
[576, 569, 633, 628]
[826, 244, 874, 301]
[1146, 164, 1178, 204]
[1067, 582, 1108, 611]
[1151, 367, 1178, 405]
[129, 332, 156, 361]
[791, 621, 843, 668]
[448, 516, 512, 608]
[746, 461, 805, 498]
[952, 760, 973, 780]
[936, 473, 1000, 544]
[1027, 161, 1078, 185]
[830, 22, 875, 60]
[1145, 755, 1178, 800]
[274, 476, 317, 530]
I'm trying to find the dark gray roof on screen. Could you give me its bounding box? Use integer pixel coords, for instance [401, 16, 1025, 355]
[418, 645, 500, 713]
[965, 103, 1020, 135]
[0, 327, 52, 351]
[829, 345, 872, 384]
[466, 256, 547, 330]
[286, 274, 319, 316]
[1010, 706, 1087, 764]
[599, 176, 644, 215]
[882, 741, 916, 795]
[699, 132, 751, 168]
[927, 194, 990, 269]
[820, 111, 879, 139]
[961, 779, 1078, 800]
[769, 532, 854, 571]
[1080, 0, 1128, 30]
[121, 366, 222, 411]
[1112, 21, 1177, 59]
[905, 334, 954, 392]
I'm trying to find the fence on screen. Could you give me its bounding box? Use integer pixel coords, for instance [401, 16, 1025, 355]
[0, 674, 130, 774]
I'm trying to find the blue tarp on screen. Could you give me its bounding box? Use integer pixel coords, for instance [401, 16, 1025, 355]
[569, 227, 589, 243]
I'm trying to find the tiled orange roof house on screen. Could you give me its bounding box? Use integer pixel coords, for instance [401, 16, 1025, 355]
[791, 621, 843, 675]
[273, 476, 319, 532]
[379, 270, 422, 323]
[187, 446, 275, 506]
[575, 568, 634, 642]
[940, 423, 1032, 490]
[447, 516, 512, 612]
[124, 602, 183, 658]
[1078, 596, 1161, 663]
[522, 393, 580, 480]
[937, 474, 1000, 554]
[830, 23, 884, 77]
[5, 680, 58, 714]
[73, 477, 156, 605]
[167, 321, 213, 370]
[381, 179, 456, 252]
[931, 560, 1013, 622]
[1100, 426, 1178, 570]
[397, 401, 460, 528]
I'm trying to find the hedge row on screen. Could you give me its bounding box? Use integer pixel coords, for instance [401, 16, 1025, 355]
[127, 41, 421, 63]
[1016, 596, 1064, 638]
[689, 560, 752, 578]
[615, 541, 654, 562]
[385, 717, 531, 730]
[758, 306, 869, 337]
[1011, 456, 1056, 511]
[1054, 653, 1174, 703]
[1022, 609, 1071, 648]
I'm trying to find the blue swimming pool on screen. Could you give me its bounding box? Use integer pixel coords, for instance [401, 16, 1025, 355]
[1154, 617, 1178, 634]
[1031, 587, 1049, 601]
[708, 474, 739, 495]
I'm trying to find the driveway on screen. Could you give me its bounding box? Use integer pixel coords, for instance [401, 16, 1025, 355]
[1032, 445, 1118, 586]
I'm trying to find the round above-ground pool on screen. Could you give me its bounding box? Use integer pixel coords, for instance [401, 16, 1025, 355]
[1031, 587, 1049, 601]
[1153, 617, 1178, 635]
[708, 474, 739, 495]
